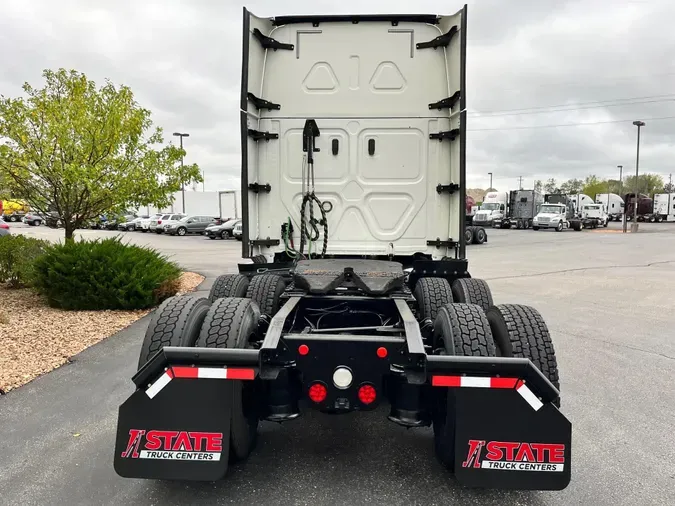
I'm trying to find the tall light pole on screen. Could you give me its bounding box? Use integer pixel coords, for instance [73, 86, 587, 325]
[618, 165, 626, 232]
[631, 121, 645, 233]
[487, 172, 493, 190]
[173, 132, 190, 213]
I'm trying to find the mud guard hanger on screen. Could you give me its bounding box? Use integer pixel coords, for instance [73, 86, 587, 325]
[252, 28, 294, 51]
[416, 25, 458, 49]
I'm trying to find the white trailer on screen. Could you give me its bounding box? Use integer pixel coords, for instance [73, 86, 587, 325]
[653, 193, 675, 222]
[141, 191, 233, 218]
[594, 193, 624, 221]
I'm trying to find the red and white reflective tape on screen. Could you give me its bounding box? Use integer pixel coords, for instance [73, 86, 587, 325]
[431, 375, 543, 411]
[145, 366, 256, 399]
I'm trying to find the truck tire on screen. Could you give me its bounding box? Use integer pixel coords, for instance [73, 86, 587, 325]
[432, 303, 496, 470]
[414, 277, 454, 322]
[137, 295, 211, 370]
[532, 226, 539, 231]
[472, 226, 486, 244]
[209, 274, 250, 302]
[516, 219, 523, 229]
[196, 297, 261, 462]
[486, 304, 560, 406]
[648, 215, 656, 223]
[527, 219, 533, 228]
[464, 227, 474, 245]
[451, 278, 493, 313]
[555, 221, 564, 232]
[656, 215, 663, 223]
[572, 222, 581, 231]
[246, 274, 286, 318]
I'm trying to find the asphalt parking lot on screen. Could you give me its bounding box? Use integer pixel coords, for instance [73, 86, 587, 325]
[1, 222, 674, 505]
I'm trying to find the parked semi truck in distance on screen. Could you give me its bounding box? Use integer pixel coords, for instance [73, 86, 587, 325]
[624, 193, 655, 222]
[493, 189, 543, 229]
[472, 191, 508, 227]
[653, 193, 675, 222]
[465, 195, 476, 225]
[534, 193, 602, 231]
[578, 203, 608, 228]
[568, 193, 594, 216]
[595, 193, 624, 221]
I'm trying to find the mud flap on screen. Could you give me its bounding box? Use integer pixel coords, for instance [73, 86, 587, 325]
[114, 376, 233, 481]
[453, 388, 571, 490]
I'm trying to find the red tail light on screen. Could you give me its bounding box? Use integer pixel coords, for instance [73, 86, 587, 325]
[308, 382, 327, 403]
[158, 220, 162, 224]
[358, 384, 377, 405]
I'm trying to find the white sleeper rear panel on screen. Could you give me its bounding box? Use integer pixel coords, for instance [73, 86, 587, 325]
[242, 11, 463, 258]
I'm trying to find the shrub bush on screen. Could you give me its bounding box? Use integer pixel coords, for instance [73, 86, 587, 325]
[31, 237, 182, 310]
[0, 235, 50, 288]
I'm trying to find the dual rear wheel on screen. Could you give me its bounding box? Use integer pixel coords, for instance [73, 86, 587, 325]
[137, 273, 286, 476]
[413, 276, 561, 470]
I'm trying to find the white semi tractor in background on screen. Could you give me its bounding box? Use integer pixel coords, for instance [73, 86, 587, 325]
[595, 193, 624, 221]
[472, 191, 508, 227]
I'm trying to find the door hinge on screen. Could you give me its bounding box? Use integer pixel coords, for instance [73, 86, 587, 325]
[248, 129, 279, 142]
[427, 238, 458, 249]
[247, 93, 281, 111]
[430, 129, 460, 142]
[250, 238, 280, 247]
[416, 26, 458, 49]
[253, 28, 294, 51]
[428, 91, 461, 111]
[248, 182, 271, 193]
[436, 183, 460, 194]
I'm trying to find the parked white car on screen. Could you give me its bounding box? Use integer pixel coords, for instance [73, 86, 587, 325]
[159, 213, 187, 234]
[233, 221, 243, 240]
[138, 213, 163, 232]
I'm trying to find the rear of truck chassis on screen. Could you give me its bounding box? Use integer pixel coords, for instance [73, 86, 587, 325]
[114, 6, 571, 490]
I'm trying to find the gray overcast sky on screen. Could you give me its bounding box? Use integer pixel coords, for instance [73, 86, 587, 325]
[1, 0, 673, 192]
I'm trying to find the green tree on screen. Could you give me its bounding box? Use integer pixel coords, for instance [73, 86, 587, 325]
[623, 173, 664, 196]
[582, 175, 607, 199]
[534, 179, 543, 193]
[559, 178, 584, 194]
[0, 69, 201, 240]
[544, 178, 558, 193]
[662, 181, 674, 193]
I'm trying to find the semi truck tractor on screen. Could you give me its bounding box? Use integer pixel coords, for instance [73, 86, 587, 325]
[653, 193, 675, 222]
[112, 6, 571, 491]
[472, 191, 508, 228]
[568, 193, 593, 216]
[493, 189, 543, 229]
[624, 193, 655, 222]
[465, 195, 476, 224]
[533, 194, 594, 231]
[594, 193, 624, 221]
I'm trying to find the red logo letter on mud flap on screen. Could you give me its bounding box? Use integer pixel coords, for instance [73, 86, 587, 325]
[462, 440, 486, 468]
[121, 429, 145, 458]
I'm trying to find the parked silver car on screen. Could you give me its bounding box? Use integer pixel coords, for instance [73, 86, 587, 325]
[165, 215, 218, 236]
